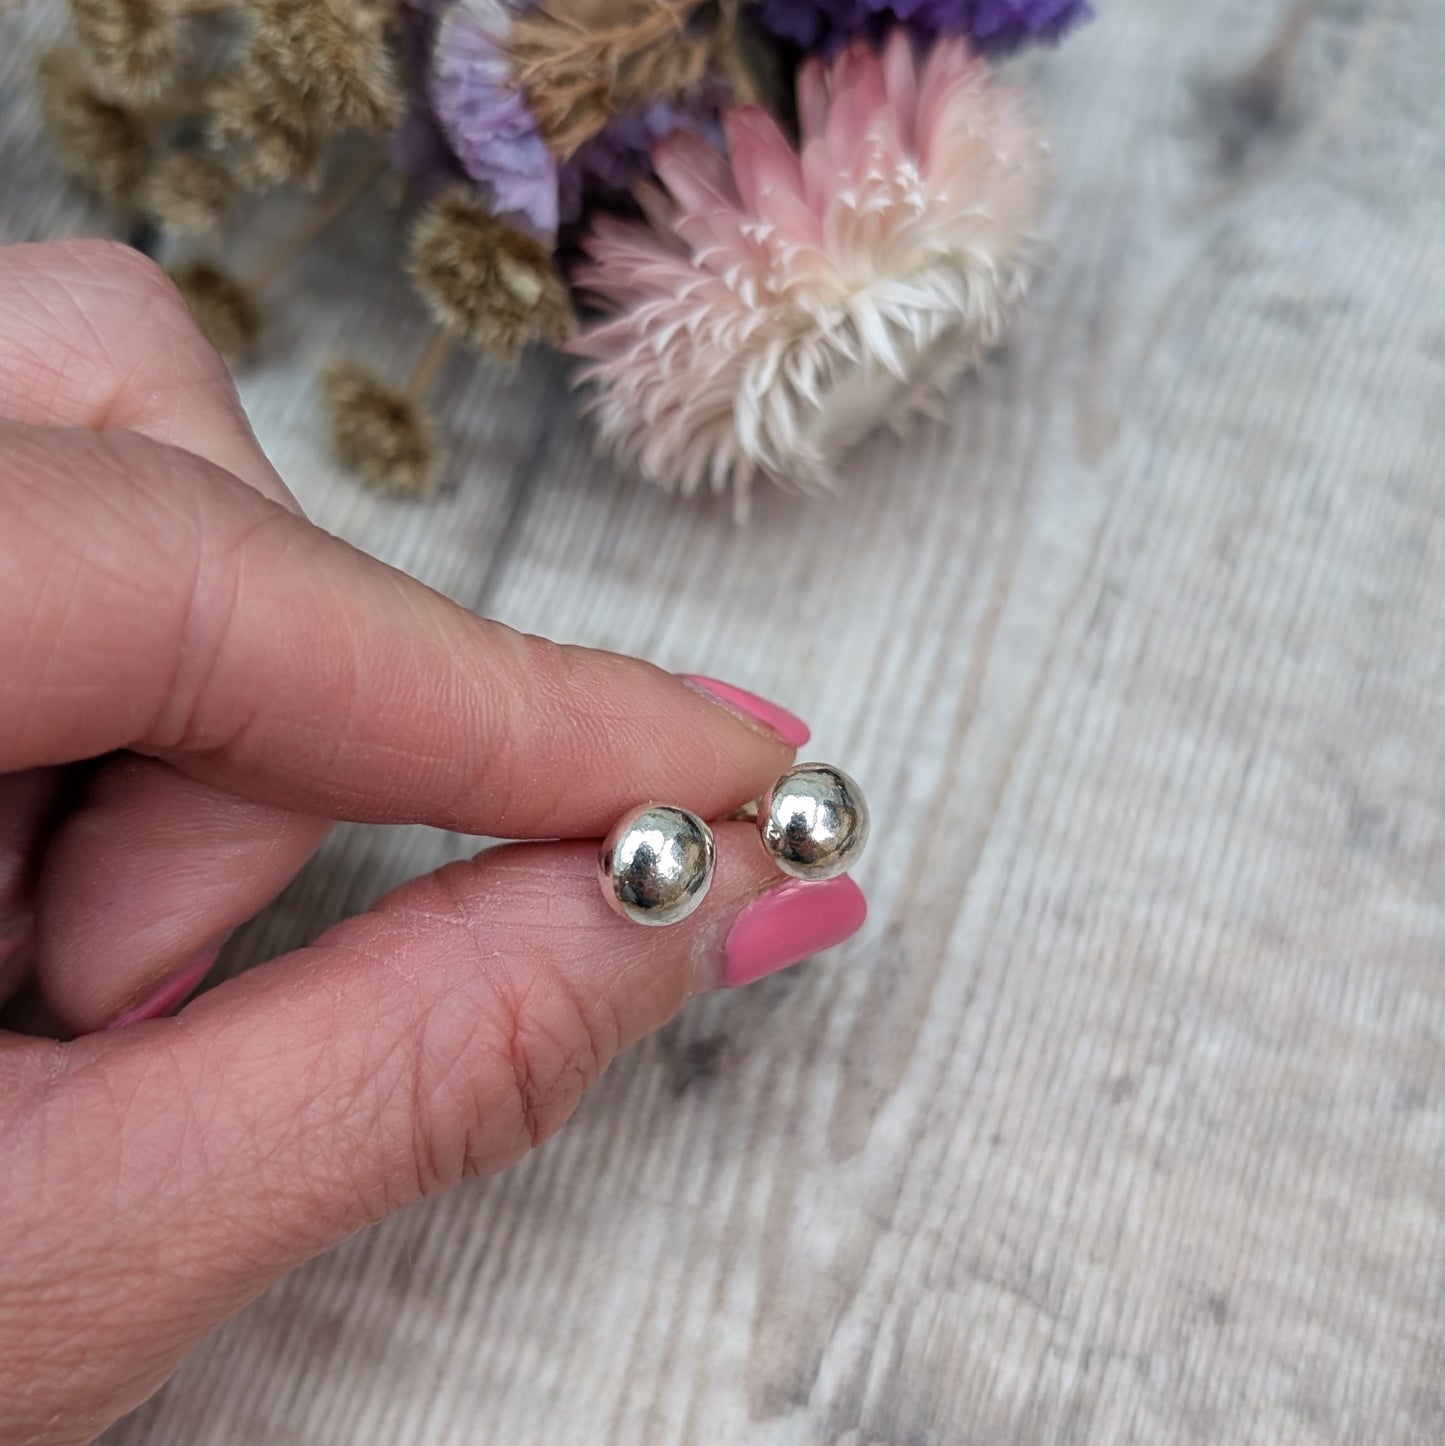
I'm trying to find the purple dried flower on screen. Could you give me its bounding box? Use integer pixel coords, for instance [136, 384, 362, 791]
[392, 98, 466, 199]
[754, 0, 1092, 54]
[390, 2, 464, 198]
[557, 100, 723, 226]
[430, 0, 558, 237]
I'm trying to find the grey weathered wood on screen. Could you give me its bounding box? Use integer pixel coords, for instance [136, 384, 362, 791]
[4, 0, 1443, 1440]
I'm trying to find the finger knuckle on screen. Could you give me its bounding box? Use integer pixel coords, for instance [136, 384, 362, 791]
[408, 970, 612, 1199]
[502, 970, 608, 1155]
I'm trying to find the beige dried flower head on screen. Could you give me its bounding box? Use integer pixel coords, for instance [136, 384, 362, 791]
[36, 46, 151, 207]
[509, 0, 712, 158]
[407, 187, 575, 363]
[139, 147, 233, 233]
[67, 0, 195, 104]
[169, 260, 261, 360]
[322, 362, 440, 496]
[571, 34, 1050, 520]
[209, 52, 321, 189]
[248, 0, 402, 134]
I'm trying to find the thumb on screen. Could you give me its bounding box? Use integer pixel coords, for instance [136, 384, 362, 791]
[0, 826, 866, 1443]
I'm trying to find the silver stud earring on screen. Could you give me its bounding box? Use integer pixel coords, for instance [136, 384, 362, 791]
[758, 763, 869, 881]
[599, 804, 716, 927]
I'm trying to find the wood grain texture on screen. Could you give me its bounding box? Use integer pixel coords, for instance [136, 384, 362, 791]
[4, 0, 1444, 1440]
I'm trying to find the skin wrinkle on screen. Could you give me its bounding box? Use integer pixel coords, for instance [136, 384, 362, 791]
[4, 494, 174, 754]
[416, 867, 561, 1172]
[442, 629, 608, 834]
[146, 504, 304, 756]
[1, 427, 204, 764]
[188, 912, 489, 1219]
[159, 1009, 364, 1246]
[294, 1045, 407, 1236]
[406, 995, 501, 1202]
[1, 538, 71, 754]
[373, 860, 620, 1190]
[450, 625, 562, 832]
[92, 1047, 196, 1246]
[34, 280, 149, 437]
[53, 246, 203, 435]
[0, 339, 69, 421]
[0, 284, 112, 418]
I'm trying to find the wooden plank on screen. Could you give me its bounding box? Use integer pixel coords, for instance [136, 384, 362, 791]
[3, 0, 1442, 1440]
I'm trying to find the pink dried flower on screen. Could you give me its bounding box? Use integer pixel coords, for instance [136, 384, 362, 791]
[570, 31, 1050, 519]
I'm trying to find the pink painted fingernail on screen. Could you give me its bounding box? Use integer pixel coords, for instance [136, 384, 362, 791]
[678, 675, 811, 748]
[722, 876, 866, 989]
[108, 936, 227, 1030]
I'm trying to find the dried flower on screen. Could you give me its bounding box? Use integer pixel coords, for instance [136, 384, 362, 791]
[36, 46, 151, 207]
[557, 97, 721, 224]
[139, 147, 234, 233]
[508, 0, 713, 159]
[209, 52, 322, 189]
[247, 0, 402, 133]
[753, 0, 1092, 54]
[67, 0, 195, 103]
[322, 361, 441, 495]
[570, 31, 1049, 519]
[407, 185, 575, 361]
[431, 1, 559, 236]
[169, 259, 261, 359]
[389, 2, 463, 198]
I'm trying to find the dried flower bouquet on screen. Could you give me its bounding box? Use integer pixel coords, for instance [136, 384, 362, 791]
[36, 0, 1091, 518]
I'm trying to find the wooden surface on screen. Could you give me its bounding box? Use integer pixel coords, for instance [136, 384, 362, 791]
[5, 0, 1445, 1441]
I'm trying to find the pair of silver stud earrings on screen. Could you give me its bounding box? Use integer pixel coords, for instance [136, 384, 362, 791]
[598, 763, 869, 926]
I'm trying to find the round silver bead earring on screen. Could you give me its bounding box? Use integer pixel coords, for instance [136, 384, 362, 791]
[758, 763, 869, 881]
[598, 804, 717, 927]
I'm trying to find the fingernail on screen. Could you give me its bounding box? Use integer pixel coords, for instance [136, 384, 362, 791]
[721, 876, 867, 989]
[107, 936, 227, 1030]
[678, 675, 811, 748]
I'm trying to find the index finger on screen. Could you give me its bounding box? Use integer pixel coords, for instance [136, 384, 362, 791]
[0, 422, 805, 838]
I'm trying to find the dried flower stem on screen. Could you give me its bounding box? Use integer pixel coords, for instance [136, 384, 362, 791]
[1233, 0, 1317, 123]
[404, 329, 454, 401]
[245, 151, 384, 289]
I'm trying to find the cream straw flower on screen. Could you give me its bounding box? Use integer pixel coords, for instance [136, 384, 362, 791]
[569, 30, 1049, 520]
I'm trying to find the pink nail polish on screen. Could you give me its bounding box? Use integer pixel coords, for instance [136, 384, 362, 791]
[107, 938, 226, 1030]
[723, 876, 866, 989]
[678, 675, 811, 748]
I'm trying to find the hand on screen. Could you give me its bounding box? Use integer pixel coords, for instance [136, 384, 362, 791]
[0, 241, 866, 1446]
